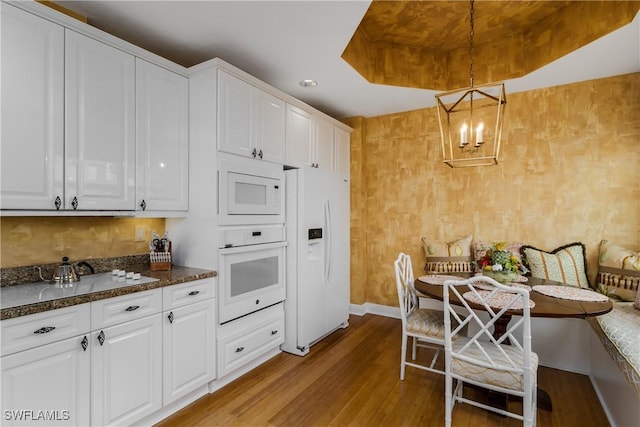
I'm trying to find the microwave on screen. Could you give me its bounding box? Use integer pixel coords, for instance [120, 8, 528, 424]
[218, 152, 285, 225]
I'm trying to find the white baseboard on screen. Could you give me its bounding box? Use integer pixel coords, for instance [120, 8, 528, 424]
[350, 302, 400, 319]
[136, 385, 209, 426]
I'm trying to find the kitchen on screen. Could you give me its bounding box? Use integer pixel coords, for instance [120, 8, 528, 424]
[1, 1, 639, 426]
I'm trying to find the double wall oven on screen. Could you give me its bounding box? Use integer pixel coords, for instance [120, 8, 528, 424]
[217, 153, 286, 324]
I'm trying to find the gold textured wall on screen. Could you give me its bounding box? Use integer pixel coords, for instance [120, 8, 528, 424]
[0, 217, 165, 268]
[349, 73, 640, 307]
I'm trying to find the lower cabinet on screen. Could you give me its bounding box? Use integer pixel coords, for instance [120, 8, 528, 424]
[1, 334, 91, 426]
[217, 303, 284, 378]
[162, 298, 216, 405]
[90, 313, 162, 426]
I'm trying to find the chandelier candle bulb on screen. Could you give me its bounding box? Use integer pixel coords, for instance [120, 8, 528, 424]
[476, 122, 484, 144]
[460, 123, 468, 146]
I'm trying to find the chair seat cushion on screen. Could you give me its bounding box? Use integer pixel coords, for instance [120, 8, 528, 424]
[406, 308, 447, 338]
[451, 337, 539, 391]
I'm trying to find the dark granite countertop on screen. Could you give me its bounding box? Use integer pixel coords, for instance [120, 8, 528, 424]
[0, 266, 216, 320]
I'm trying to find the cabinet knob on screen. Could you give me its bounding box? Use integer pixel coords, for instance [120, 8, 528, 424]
[188, 290, 200, 296]
[271, 330, 278, 335]
[168, 311, 174, 324]
[33, 326, 56, 334]
[97, 330, 105, 346]
[54, 196, 62, 210]
[125, 305, 140, 312]
[235, 347, 245, 353]
[140, 199, 146, 211]
[71, 196, 78, 210]
[258, 149, 263, 159]
[81, 336, 89, 351]
[251, 148, 257, 158]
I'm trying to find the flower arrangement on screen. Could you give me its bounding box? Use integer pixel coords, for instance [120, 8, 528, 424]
[476, 242, 528, 275]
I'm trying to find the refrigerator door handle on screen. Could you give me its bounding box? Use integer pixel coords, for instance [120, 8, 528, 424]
[325, 199, 332, 282]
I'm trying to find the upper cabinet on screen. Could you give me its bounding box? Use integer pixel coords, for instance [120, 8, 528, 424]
[1, 3, 64, 210]
[285, 104, 350, 174]
[136, 59, 189, 213]
[217, 69, 285, 164]
[334, 126, 351, 177]
[65, 29, 136, 211]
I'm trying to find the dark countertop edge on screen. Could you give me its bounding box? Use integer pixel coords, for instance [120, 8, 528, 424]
[0, 267, 217, 321]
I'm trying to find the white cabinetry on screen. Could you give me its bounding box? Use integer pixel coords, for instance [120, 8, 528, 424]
[0, 304, 91, 427]
[136, 58, 188, 214]
[217, 303, 284, 378]
[90, 290, 162, 426]
[285, 105, 346, 171]
[1, 3, 64, 210]
[65, 29, 136, 211]
[162, 279, 216, 405]
[334, 126, 351, 177]
[217, 69, 285, 163]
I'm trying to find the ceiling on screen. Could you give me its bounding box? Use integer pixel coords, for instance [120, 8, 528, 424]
[54, 0, 640, 119]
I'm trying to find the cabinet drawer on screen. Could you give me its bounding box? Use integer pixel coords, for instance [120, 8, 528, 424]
[91, 289, 161, 330]
[217, 305, 284, 377]
[1, 303, 90, 356]
[163, 278, 215, 310]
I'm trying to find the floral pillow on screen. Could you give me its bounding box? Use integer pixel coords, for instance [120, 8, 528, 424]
[473, 241, 524, 272]
[521, 242, 590, 289]
[421, 235, 473, 274]
[597, 240, 639, 302]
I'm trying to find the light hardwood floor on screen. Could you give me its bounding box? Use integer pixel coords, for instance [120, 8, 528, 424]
[157, 314, 610, 427]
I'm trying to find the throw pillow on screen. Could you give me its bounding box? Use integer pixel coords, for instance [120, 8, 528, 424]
[597, 240, 640, 302]
[521, 242, 590, 289]
[421, 235, 473, 274]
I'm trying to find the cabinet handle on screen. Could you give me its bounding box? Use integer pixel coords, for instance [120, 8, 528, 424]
[71, 196, 78, 210]
[54, 196, 62, 210]
[258, 149, 263, 159]
[168, 311, 174, 324]
[188, 290, 200, 296]
[271, 330, 278, 335]
[97, 330, 105, 346]
[235, 347, 245, 353]
[81, 335, 88, 351]
[140, 199, 146, 211]
[255, 299, 260, 305]
[33, 326, 56, 334]
[125, 305, 140, 312]
[251, 148, 257, 158]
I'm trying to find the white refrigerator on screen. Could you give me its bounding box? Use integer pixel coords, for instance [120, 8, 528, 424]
[282, 167, 350, 356]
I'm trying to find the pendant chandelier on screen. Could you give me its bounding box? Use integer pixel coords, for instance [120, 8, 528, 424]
[435, 0, 506, 168]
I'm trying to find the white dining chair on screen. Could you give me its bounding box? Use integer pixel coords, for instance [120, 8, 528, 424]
[442, 275, 538, 427]
[394, 252, 449, 379]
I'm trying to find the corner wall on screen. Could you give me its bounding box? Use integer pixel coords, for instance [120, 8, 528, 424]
[348, 73, 640, 307]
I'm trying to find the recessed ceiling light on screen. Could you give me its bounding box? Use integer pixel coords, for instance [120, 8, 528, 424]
[299, 79, 318, 88]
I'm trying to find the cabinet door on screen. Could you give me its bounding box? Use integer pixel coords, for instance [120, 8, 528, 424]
[255, 90, 285, 164]
[91, 315, 162, 426]
[136, 59, 188, 212]
[285, 104, 313, 168]
[65, 29, 135, 211]
[162, 299, 215, 405]
[1, 335, 90, 426]
[334, 127, 351, 177]
[1, 4, 64, 210]
[314, 117, 334, 170]
[218, 69, 253, 158]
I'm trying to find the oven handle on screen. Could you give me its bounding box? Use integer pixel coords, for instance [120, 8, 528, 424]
[219, 240, 287, 255]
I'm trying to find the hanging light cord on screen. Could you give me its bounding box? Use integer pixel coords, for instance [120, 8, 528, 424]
[469, 0, 475, 87]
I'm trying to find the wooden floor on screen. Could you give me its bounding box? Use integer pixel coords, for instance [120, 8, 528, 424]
[157, 314, 610, 427]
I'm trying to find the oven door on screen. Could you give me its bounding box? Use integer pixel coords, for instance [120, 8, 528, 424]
[218, 241, 286, 324]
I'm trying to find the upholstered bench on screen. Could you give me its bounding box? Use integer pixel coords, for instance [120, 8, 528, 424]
[587, 302, 640, 396]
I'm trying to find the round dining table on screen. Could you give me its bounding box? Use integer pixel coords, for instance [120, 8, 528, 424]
[414, 273, 613, 411]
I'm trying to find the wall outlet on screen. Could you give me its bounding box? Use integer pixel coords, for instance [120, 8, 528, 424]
[135, 226, 146, 242]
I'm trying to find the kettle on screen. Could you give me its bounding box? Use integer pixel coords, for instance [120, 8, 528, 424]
[50, 256, 81, 284]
